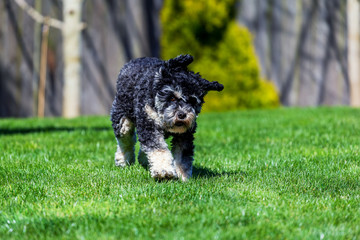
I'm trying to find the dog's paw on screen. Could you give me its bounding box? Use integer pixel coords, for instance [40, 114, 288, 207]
[176, 171, 191, 182]
[115, 148, 125, 167]
[175, 167, 192, 182]
[115, 149, 134, 167]
[174, 162, 192, 182]
[151, 168, 178, 180]
[115, 158, 126, 167]
[147, 149, 178, 180]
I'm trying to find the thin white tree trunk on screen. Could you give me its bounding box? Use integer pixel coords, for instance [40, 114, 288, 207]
[348, 0, 360, 107]
[62, 0, 83, 117]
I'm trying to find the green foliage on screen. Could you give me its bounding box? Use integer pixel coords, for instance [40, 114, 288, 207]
[1, 108, 360, 239]
[161, 0, 279, 111]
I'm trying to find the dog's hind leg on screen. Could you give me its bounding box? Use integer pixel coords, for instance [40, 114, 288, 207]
[114, 117, 136, 167]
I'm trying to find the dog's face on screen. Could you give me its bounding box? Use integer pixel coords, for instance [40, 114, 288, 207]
[155, 85, 202, 134]
[152, 55, 224, 134]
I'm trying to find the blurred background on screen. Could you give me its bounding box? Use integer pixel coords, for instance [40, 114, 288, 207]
[0, 0, 358, 118]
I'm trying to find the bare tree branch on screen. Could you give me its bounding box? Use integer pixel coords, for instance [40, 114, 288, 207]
[13, 0, 86, 31]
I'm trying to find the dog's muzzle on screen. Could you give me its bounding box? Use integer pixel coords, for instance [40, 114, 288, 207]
[174, 111, 187, 126]
[169, 111, 195, 133]
[177, 111, 187, 120]
[175, 121, 185, 126]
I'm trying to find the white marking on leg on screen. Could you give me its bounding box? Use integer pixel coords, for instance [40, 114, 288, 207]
[147, 149, 177, 179]
[119, 117, 134, 136]
[115, 117, 136, 167]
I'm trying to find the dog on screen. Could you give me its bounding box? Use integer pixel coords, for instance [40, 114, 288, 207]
[110, 54, 223, 181]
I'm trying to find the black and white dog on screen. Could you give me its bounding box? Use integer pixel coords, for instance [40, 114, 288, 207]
[110, 54, 223, 181]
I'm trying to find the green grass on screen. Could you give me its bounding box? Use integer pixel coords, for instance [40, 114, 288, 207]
[1, 107, 360, 239]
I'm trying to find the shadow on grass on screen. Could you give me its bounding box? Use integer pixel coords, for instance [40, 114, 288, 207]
[0, 126, 111, 135]
[192, 165, 247, 180]
[138, 164, 246, 181]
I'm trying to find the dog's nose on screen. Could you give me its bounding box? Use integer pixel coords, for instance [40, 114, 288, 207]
[177, 112, 187, 120]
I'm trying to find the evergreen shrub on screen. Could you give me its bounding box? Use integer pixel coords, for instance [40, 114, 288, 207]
[161, 0, 280, 111]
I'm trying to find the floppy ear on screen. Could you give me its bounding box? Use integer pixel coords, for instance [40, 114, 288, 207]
[205, 81, 224, 91]
[201, 80, 224, 92]
[166, 54, 194, 69]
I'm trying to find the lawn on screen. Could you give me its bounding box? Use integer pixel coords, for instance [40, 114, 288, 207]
[0, 107, 359, 239]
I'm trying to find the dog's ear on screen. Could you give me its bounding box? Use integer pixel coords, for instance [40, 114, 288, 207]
[166, 54, 194, 69]
[201, 79, 224, 92]
[205, 81, 224, 91]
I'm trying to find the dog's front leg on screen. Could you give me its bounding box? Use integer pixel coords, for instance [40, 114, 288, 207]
[137, 126, 177, 180]
[171, 132, 194, 181]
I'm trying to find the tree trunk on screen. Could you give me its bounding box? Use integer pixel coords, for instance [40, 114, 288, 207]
[32, 0, 42, 116]
[348, 0, 360, 106]
[62, 0, 83, 117]
[38, 22, 49, 117]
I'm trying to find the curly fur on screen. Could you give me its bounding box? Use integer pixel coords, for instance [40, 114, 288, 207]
[110, 54, 223, 181]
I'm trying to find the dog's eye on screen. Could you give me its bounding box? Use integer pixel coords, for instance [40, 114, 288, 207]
[188, 97, 198, 105]
[170, 97, 176, 102]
